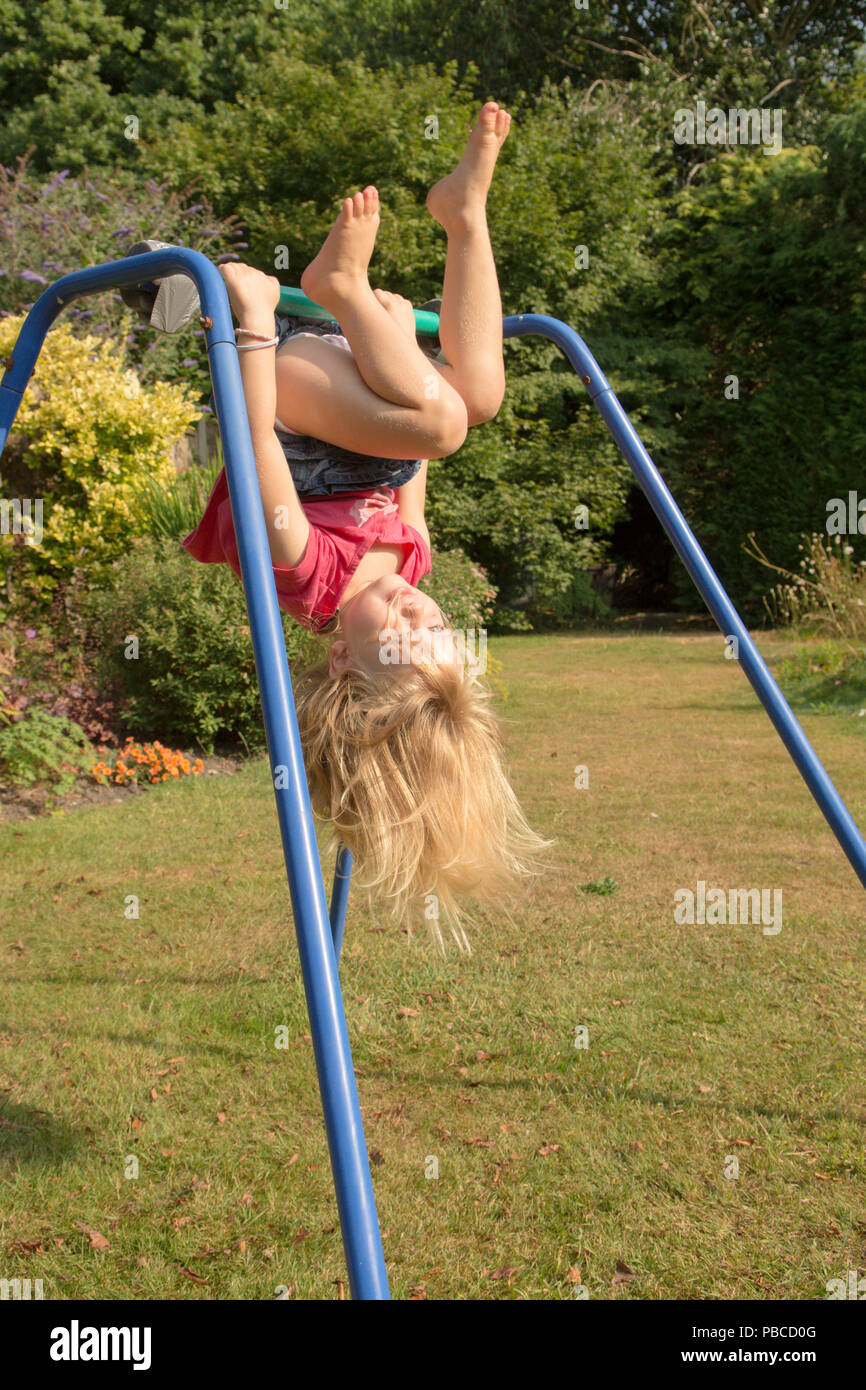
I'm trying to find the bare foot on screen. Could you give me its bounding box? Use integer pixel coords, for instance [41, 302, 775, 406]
[372, 288, 417, 339]
[426, 102, 511, 231]
[300, 186, 380, 310]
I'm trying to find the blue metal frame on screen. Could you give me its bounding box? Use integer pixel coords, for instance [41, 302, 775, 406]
[0, 249, 389, 1300]
[501, 314, 866, 894]
[2, 262, 863, 1306]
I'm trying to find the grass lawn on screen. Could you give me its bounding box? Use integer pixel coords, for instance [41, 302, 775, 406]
[1, 626, 865, 1301]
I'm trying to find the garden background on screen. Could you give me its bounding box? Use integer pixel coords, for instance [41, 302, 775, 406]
[1, 0, 866, 1306]
[1, 0, 865, 779]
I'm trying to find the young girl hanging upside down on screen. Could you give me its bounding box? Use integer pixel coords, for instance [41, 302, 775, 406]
[182, 102, 551, 948]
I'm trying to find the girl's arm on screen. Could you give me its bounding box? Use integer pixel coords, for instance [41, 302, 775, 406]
[221, 264, 310, 569]
[396, 459, 430, 550]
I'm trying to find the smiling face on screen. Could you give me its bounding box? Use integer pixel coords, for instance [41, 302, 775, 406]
[328, 574, 459, 678]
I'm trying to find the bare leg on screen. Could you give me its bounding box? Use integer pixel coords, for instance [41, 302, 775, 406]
[426, 102, 511, 425]
[298, 187, 468, 440]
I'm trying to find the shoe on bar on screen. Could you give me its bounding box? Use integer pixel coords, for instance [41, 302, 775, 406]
[120, 239, 201, 334]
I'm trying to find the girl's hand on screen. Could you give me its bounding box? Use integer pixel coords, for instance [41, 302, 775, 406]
[219, 262, 281, 322]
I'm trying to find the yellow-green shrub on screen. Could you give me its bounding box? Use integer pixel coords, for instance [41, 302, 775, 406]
[0, 315, 199, 609]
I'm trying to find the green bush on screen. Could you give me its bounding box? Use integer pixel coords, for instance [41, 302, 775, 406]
[0, 316, 199, 611]
[0, 706, 92, 791]
[537, 567, 614, 627]
[418, 546, 496, 631]
[77, 534, 322, 754]
[135, 448, 225, 544]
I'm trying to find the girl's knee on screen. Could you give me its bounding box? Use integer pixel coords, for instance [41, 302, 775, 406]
[426, 391, 468, 457]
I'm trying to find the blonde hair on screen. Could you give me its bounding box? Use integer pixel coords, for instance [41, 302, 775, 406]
[293, 653, 552, 951]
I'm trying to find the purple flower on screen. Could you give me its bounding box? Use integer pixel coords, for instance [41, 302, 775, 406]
[25, 628, 36, 638]
[111, 226, 134, 238]
[217, 253, 239, 264]
[181, 358, 197, 367]
[19, 270, 48, 283]
[233, 242, 249, 249]
[41, 170, 70, 195]
[185, 203, 204, 214]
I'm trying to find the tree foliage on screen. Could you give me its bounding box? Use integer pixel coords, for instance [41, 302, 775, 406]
[0, 2, 864, 623]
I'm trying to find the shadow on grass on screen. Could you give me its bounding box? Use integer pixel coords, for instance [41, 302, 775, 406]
[0, 1100, 82, 1166]
[365, 1064, 863, 1129]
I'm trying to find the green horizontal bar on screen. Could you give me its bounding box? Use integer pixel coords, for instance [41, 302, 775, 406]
[277, 285, 440, 336]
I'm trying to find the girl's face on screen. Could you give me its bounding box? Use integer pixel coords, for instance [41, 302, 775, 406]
[328, 574, 458, 677]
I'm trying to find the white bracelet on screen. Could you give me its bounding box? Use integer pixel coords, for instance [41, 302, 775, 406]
[236, 327, 276, 340]
[236, 336, 279, 351]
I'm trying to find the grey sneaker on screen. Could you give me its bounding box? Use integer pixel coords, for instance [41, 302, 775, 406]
[120, 239, 201, 333]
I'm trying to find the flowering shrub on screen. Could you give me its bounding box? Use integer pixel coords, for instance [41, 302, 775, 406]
[0, 315, 199, 608]
[91, 738, 204, 786]
[0, 156, 246, 394]
[0, 612, 122, 744]
[745, 531, 866, 651]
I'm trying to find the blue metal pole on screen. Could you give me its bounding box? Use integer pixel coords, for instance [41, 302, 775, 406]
[503, 313, 866, 894]
[329, 846, 353, 965]
[0, 250, 389, 1299]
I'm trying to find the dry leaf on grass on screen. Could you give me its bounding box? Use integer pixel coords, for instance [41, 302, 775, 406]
[74, 1222, 109, 1252]
[612, 1260, 636, 1287]
[396, 1006, 420, 1018]
[488, 1265, 519, 1284]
